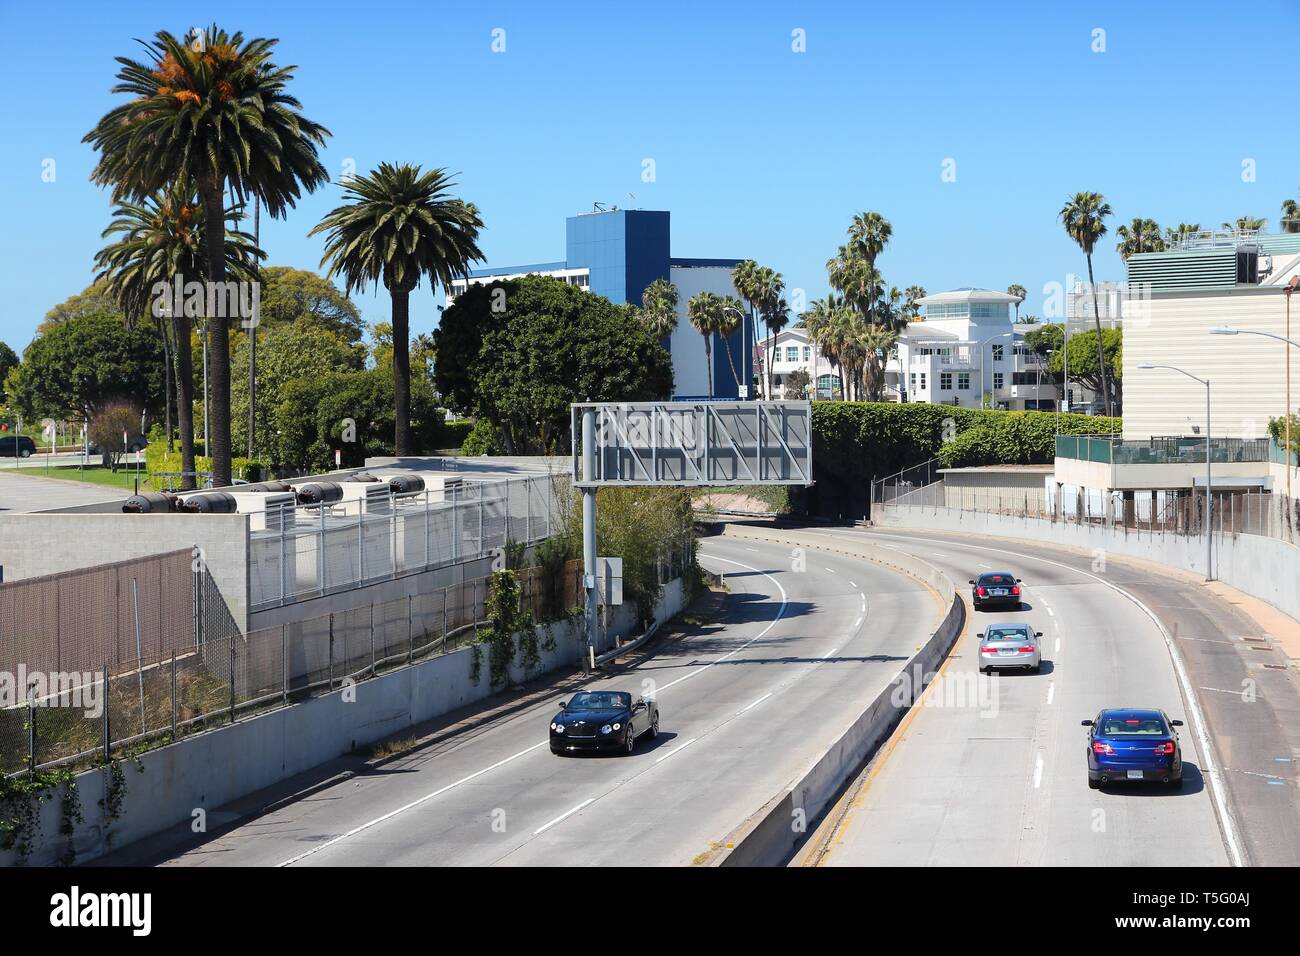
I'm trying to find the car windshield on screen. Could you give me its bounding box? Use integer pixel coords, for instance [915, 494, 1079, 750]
[980, 574, 1015, 586]
[568, 692, 630, 711]
[1100, 715, 1167, 736]
[984, 627, 1029, 642]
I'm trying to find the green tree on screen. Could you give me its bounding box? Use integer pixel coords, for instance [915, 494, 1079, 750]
[687, 291, 726, 399]
[638, 278, 680, 340]
[903, 285, 927, 321]
[85, 25, 331, 487]
[433, 275, 672, 454]
[1060, 191, 1115, 417]
[257, 267, 364, 342]
[231, 321, 366, 461]
[7, 311, 164, 422]
[1024, 322, 1064, 357]
[1115, 217, 1165, 259]
[38, 280, 120, 334]
[1164, 222, 1202, 244]
[783, 368, 811, 400]
[1006, 284, 1027, 321]
[0, 342, 17, 391]
[312, 163, 483, 456]
[1281, 193, 1299, 234]
[1223, 215, 1266, 232]
[88, 400, 142, 471]
[1045, 327, 1123, 412]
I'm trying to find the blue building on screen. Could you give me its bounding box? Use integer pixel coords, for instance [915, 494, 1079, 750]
[446, 209, 755, 399]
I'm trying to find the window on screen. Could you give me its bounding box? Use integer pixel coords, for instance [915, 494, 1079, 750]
[1012, 372, 1038, 386]
[940, 372, 952, 390]
[909, 373, 916, 391]
[958, 372, 970, 390]
[802, 346, 811, 361]
[786, 347, 799, 362]
[991, 344, 1004, 362]
[993, 372, 1004, 390]
[919, 373, 927, 391]
[939, 348, 952, 363]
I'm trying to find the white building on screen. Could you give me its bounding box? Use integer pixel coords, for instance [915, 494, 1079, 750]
[760, 327, 842, 399]
[887, 289, 1059, 410]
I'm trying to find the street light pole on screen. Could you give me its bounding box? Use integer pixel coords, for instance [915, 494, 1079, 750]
[1138, 363, 1212, 580]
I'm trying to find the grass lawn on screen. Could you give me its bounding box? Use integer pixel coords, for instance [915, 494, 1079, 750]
[4, 462, 149, 492]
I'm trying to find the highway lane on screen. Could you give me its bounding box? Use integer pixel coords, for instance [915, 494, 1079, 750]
[800, 527, 1233, 867]
[147, 534, 939, 867]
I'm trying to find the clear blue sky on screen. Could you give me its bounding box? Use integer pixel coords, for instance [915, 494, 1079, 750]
[1, 0, 1295, 351]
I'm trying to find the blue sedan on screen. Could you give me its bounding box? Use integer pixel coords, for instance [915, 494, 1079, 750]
[1083, 708, 1184, 789]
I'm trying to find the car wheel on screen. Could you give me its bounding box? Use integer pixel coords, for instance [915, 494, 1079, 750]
[648, 712, 659, 739]
[1088, 776, 1102, 790]
[20, 449, 31, 458]
[623, 727, 636, 755]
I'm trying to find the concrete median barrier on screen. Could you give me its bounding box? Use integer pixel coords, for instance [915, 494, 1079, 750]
[706, 525, 963, 867]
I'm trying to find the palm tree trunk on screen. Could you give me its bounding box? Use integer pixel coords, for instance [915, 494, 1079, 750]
[1086, 254, 1112, 418]
[158, 315, 173, 453]
[174, 314, 197, 491]
[723, 330, 742, 395]
[391, 285, 413, 456]
[704, 340, 713, 399]
[199, 178, 232, 487]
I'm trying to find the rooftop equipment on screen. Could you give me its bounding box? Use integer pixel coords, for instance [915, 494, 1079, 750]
[121, 491, 178, 514]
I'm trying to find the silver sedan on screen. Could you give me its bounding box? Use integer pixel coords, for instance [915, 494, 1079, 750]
[977, 624, 1042, 674]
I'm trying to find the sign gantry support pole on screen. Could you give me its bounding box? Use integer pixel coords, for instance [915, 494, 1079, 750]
[582, 407, 598, 664]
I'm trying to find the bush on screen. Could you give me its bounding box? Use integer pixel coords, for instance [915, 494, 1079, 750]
[460, 418, 504, 456]
[806, 401, 1121, 518]
[435, 419, 472, 451]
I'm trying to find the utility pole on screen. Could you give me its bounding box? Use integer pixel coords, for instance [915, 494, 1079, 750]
[581, 408, 598, 662]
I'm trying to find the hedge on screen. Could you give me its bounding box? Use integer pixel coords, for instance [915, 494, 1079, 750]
[804, 401, 1121, 518]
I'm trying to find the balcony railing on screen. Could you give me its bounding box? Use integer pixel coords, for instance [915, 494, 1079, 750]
[1055, 435, 1275, 466]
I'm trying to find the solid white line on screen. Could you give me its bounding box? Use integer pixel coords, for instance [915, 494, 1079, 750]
[854, 530, 1248, 868]
[655, 737, 698, 763]
[1033, 754, 1044, 789]
[533, 798, 594, 835]
[738, 692, 773, 714]
[1054, 638, 1061, 654]
[1046, 682, 1056, 705]
[278, 740, 549, 866]
[822, 646, 840, 659]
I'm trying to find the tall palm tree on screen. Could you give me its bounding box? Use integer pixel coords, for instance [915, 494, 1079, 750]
[1060, 191, 1114, 417]
[1115, 217, 1166, 260]
[1281, 191, 1300, 234]
[93, 183, 261, 489]
[762, 291, 790, 399]
[85, 25, 331, 486]
[730, 260, 761, 395]
[1006, 284, 1027, 321]
[847, 211, 892, 326]
[715, 295, 748, 394]
[903, 285, 927, 321]
[802, 294, 856, 400]
[639, 278, 680, 340]
[687, 291, 725, 398]
[312, 163, 484, 455]
[857, 322, 899, 402]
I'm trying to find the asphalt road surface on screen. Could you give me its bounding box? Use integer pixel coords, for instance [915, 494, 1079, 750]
[140, 534, 939, 866]
[800, 527, 1300, 868]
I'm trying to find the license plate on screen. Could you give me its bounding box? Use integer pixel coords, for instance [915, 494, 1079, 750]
[1127, 770, 1144, 780]
[992, 589, 1007, 596]
[999, 648, 1017, 655]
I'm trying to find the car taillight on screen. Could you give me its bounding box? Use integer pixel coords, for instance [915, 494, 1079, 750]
[1011, 586, 1020, 595]
[1153, 742, 1175, 755]
[1092, 741, 1114, 754]
[976, 586, 987, 596]
[980, 646, 998, 653]
[1018, 645, 1036, 652]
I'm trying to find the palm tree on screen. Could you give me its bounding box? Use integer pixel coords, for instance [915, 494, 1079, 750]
[85, 25, 331, 487]
[1006, 284, 1027, 321]
[1060, 191, 1115, 417]
[1165, 222, 1202, 245]
[687, 291, 726, 398]
[312, 163, 484, 455]
[847, 211, 892, 325]
[1115, 218, 1166, 260]
[93, 183, 262, 489]
[639, 278, 680, 340]
[903, 285, 927, 322]
[731, 260, 761, 395]
[715, 295, 748, 394]
[762, 291, 790, 399]
[1223, 216, 1267, 233]
[857, 322, 899, 402]
[1282, 191, 1300, 234]
[802, 294, 856, 400]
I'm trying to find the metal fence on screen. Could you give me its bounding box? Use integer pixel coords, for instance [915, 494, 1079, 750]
[0, 563, 571, 777]
[247, 472, 569, 610]
[875, 477, 1300, 546]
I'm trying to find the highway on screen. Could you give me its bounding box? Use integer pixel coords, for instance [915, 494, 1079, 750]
[797, 526, 1287, 868]
[135, 534, 939, 866]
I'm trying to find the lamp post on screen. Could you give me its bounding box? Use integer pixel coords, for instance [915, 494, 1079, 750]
[720, 304, 751, 400]
[1211, 292, 1300, 497]
[1138, 362, 1212, 580]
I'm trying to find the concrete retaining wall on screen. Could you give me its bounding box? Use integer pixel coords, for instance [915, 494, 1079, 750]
[3, 578, 686, 867]
[709, 526, 963, 866]
[877, 504, 1300, 624]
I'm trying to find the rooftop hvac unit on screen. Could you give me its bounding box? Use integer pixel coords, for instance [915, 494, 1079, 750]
[122, 491, 179, 514]
[230, 491, 298, 532]
[336, 480, 395, 515]
[346, 472, 381, 482]
[293, 481, 343, 505]
[239, 480, 294, 494]
[177, 491, 239, 514]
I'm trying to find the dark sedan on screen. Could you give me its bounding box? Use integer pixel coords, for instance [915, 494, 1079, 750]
[550, 690, 659, 755]
[0, 435, 36, 458]
[969, 571, 1023, 610]
[1083, 708, 1184, 789]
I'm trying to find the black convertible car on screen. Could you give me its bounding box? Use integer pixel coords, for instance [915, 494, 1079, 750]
[550, 690, 659, 755]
